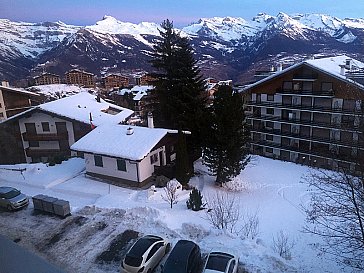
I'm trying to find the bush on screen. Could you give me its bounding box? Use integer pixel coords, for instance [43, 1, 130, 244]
[186, 188, 205, 211]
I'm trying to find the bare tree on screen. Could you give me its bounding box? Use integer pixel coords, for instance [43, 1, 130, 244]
[304, 169, 364, 270]
[239, 210, 260, 239]
[162, 181, 180, 209]
[205, 191, 240, 232]
[272, 230, 296, 260]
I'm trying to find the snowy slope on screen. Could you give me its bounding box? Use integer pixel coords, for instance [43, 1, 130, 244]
[0, 156, 350, 272]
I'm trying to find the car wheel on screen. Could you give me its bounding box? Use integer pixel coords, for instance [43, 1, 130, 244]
[7, 205, 12, 211]
[165, 243, 171, 254]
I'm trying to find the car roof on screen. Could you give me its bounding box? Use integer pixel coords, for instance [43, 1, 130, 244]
[163, 240, 199, 272]
[205, 252, 235, 272]
[128, 235, 163, 257]
[0, 187, 17, 194]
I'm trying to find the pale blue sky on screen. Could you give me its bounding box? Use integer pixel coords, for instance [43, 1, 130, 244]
[1, 0, 363, 27]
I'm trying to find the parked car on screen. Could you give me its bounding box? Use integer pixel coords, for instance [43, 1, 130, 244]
[0, 187, 29, 211]
[202, 251, 239, 273]
[120, 235, 170, 273]
[162, 239, 202, 273]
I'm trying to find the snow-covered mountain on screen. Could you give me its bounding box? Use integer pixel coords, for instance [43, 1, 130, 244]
[1, 13, 364, 84]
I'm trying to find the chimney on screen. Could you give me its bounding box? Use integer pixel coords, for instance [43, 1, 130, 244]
[126, 127, 134, 135]
[345, 58, 352, 70]
[340, 65, 346, 76]
[1, 81, 9, 87]
[147, 112, 154, 128]
[277, 63, 283, 72]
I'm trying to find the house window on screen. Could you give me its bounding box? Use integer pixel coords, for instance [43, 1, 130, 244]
[0, 112, 3, 118]
[28, 141, 39, 147]
[283, 81, 292, 91]
[117, 159, 127, 172]
[293, 82, 301, 91]
[266, 108, 274, 115]
[266, 147, 273, 153]
[266, 121, 274, 129]
[41, 122, 50, 132]
[150, 153, 158, 164]
[321, 82, 333, 92]
[302, 82, 313, 91]
[266, 134, 273, 141]
[267, 94, 274, 101]
[94, 155, 103, 167]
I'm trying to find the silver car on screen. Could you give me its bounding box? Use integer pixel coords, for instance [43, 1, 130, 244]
[203, 251, 239, 273]
[120, 235, 170, 273]
[0, 187, 29, 211]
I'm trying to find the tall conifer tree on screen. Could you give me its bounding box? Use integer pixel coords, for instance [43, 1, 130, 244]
[203, 85, 250, 185]
[150, 19, 207, 156]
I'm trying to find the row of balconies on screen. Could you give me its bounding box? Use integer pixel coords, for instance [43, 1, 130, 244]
[245, 101, 363, 115]
[247, 114, 362, 132]
[25, 147, 67, 157]
[250, 140, 359, 164]
[22, 132, 68, 141]
[251, 128, 364, 148]
[275, 89, 334, 97]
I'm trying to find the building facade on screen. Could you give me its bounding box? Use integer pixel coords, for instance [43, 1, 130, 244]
[102, 74, 129, 90]
[34, 73, 61, 86]
[243, 56, 364, 172]
[65, 69, 95, 87]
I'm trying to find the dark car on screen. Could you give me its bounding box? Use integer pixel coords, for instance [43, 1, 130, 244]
[162, 239, 202, 273]
[0, 187, 29, 211]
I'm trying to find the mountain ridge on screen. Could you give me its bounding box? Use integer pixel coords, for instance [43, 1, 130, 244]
[1, 13, 364, 85]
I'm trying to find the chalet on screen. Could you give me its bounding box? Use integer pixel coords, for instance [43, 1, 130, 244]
[102, 74, 129, 90]
[34, 73, 61, 86]
[205, 79, 233, 103]
[135, 74, 155, 86]
[241, 55, 364, 172]
[0, 92, 133, 164]
[65, 69, 95, 88]
[112, 85, 153, 117]
[0, 81, 40, 121]
[71, 124, 178, 187]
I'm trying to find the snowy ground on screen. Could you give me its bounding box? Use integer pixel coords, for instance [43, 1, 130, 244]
[27, 84, 95, 100]
[0, 156, 352, 273]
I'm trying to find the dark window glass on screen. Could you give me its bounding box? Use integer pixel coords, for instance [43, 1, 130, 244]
[41, 122, 50, 132]
[267, 94, 274, 101]
[321, 82, 333, 92]
[266, 147, 273, 153]
[266, 108, 274, 115]
[302, 82, 313, 91]
[266, 134, 273, 141]
[28, 141, 39, 147]
[94, 155, 103, 167]
[150, 153, 158, 164]
[283, 81, 292, 91]
[117, 159, 127, 171]
[266, 121, 274, 128]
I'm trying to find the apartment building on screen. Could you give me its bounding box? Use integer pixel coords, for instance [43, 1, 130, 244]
[65, 69, 95, 87]
[34, 73, 61, 86]
[242, 55, 364, 172]
[102, 74, 129, 90]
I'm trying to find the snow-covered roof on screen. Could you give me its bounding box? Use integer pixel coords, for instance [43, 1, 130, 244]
[0, 85, 40, 97]
[71, 124, 174, 160]
[39, 92, 133, 126]
[114, 85, 153, 101]
[242, 55, 364, 92]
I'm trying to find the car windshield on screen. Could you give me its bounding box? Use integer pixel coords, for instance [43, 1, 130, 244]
[124, 254, 143, 267]
[206, 254, 231, 271]
[2, 189, 20, 199]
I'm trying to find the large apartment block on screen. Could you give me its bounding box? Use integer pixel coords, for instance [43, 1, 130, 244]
[65, 69, 95, 88]
[242, 56, 364, 172]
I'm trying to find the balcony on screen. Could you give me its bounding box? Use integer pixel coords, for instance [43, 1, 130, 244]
[247, 114, 361, 132]
[276, 89, 333, 97]
[250, 128, 364, 148]
[250, 140, 356, 163]
[245, 101, 362, 115]
[22, 132, 68, 141]
[25, 148, 68, 157]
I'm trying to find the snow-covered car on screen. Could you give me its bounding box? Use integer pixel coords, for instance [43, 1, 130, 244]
[202, 251, 239, 273]
[120, 235, 170, 273]
[0, 187, 29, 211]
